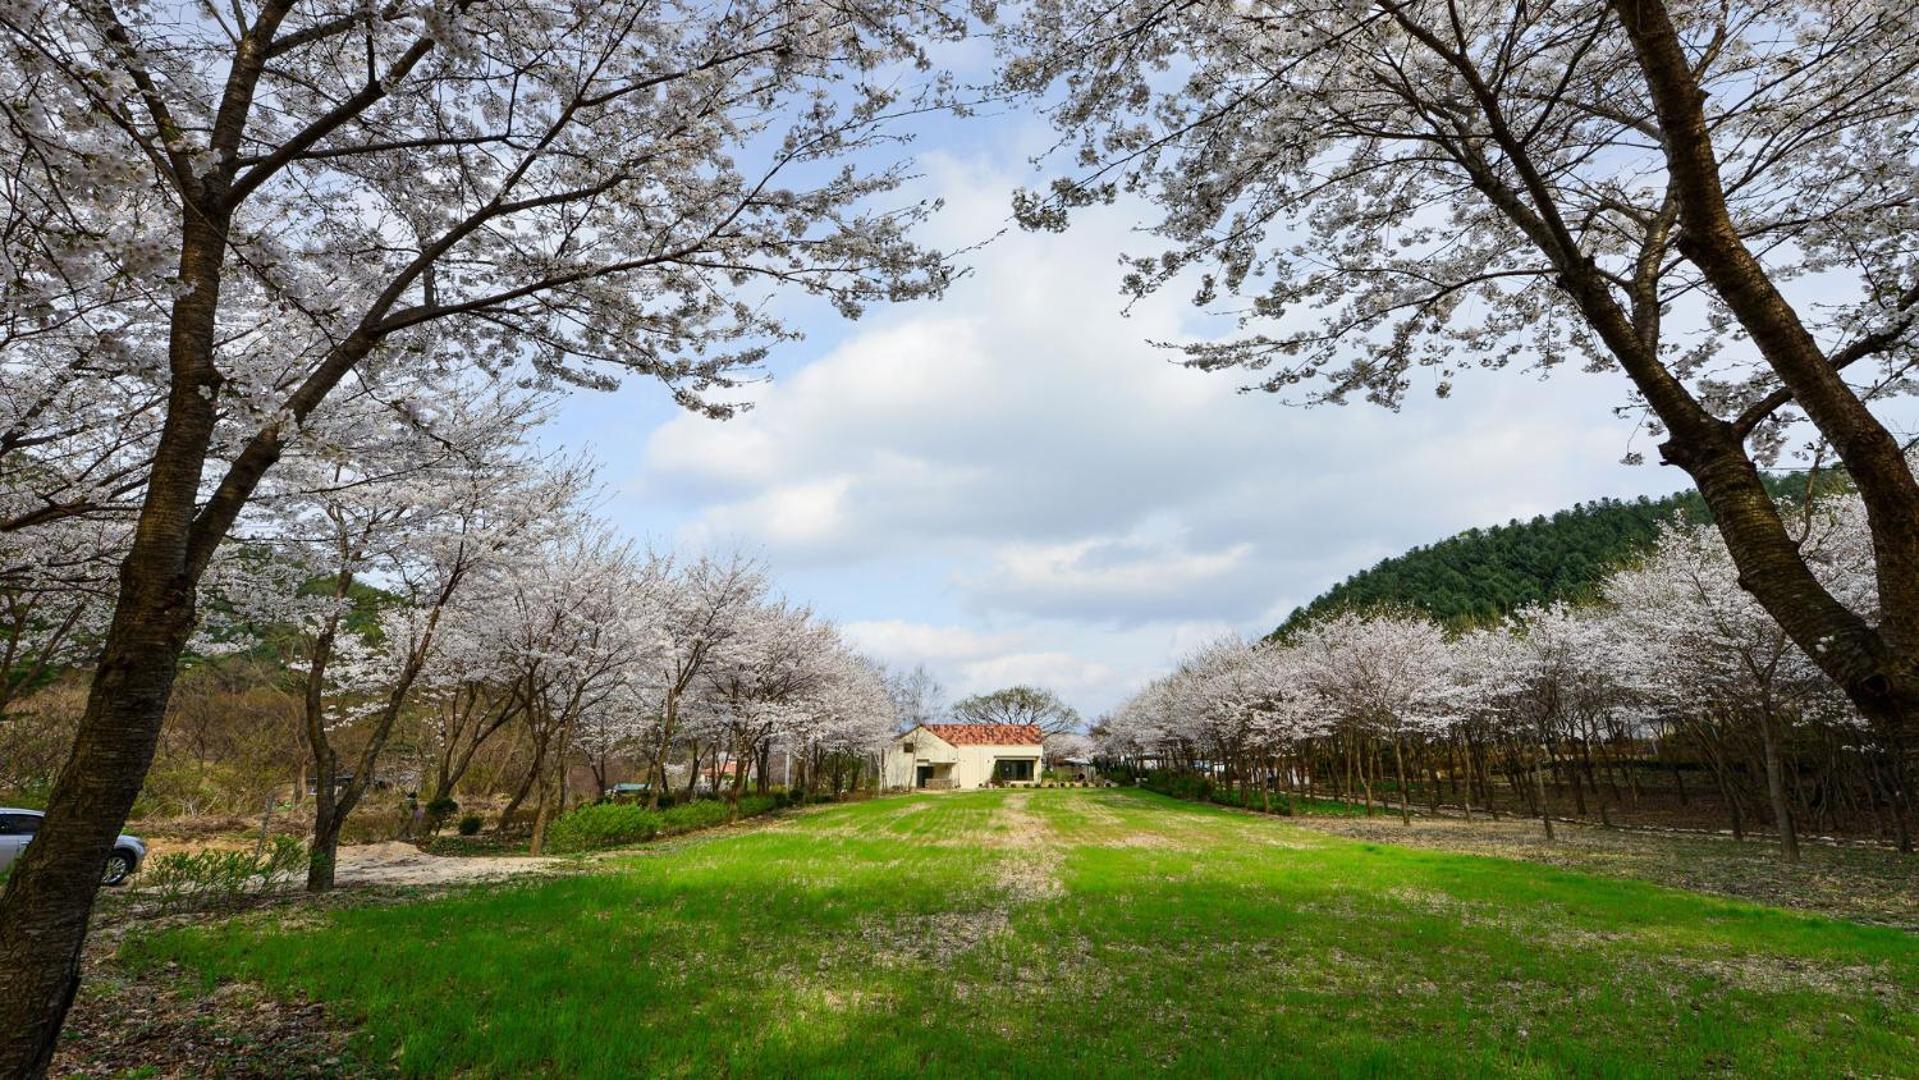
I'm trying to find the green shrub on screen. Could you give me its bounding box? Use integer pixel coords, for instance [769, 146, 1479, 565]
[546, 803, 662, 853]
[735, 794, 779, 819]
[547, 792, 788, 853]
[659, 799, 730, 835]
[457, 814, 484, 836]
[142, 835, 307, 913]
[1142, 769, 1211, 802]
[425, 795, 460, 834]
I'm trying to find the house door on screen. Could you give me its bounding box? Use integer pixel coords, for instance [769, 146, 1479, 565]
[916, 765, 932, 789]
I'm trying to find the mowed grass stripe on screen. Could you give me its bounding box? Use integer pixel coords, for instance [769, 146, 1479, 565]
[125, 789, 1919, 1078]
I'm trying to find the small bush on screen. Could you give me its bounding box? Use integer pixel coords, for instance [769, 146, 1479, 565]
[141, 835, 307, 913]
[457, 814, 484, 836]
[425, 795, 460, 834]
[735, 794, 780, 819]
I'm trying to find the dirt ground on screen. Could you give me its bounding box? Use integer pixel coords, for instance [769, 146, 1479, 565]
[330, 841, 563, 887]
[123, 832, 562, 886]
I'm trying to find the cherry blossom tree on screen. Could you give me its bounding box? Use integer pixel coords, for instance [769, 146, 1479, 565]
[243, 379, 583, 886]
[779, 642, 896, 797]
[1005, 1, 1919, 750]
[482, 532, 658, 853]
[701, 601, 830, 812]
[0, 0, 972, 1062]
[1607, 506, 1876, 860]
[1289, 611, 1456, 822]
[634, 553, 768, 809]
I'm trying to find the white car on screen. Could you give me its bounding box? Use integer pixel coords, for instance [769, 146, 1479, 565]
[0, 808, 147, 886]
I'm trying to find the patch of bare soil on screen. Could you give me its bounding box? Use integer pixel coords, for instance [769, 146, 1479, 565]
[989, 794, 1065, 901]
[332, 841, 563, 886]
[51, 842, 563, 1078]
[53, 968, 384, 1080]
[1291, 812, 1919, 930]
[1663, 954, 1903, 999]
[858, 909, 1013, 966]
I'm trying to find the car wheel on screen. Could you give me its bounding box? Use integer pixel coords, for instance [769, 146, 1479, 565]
[101, 850, 135, 886]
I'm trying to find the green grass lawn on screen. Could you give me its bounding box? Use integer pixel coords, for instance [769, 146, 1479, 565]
[127, 789, 1919, 1077]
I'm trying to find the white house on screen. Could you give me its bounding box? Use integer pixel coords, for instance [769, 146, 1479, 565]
[881, 724, 1046, 791]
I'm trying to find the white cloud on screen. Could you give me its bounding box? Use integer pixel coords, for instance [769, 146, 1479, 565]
[956, 652, 1119, 698]
[615, 151, 1678, 715]
[841, 619, 1026, 663]
[962, 528, 1255, 622]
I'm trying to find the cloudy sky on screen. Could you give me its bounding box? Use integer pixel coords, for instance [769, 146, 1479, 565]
[547, 112, 1686, 719]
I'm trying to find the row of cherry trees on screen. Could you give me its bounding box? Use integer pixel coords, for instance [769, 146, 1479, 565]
[1105, 485, 1913, 859]
[6, 366, 899, 887]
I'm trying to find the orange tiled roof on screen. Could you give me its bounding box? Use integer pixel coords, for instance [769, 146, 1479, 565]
[920, 723, 1044, 746]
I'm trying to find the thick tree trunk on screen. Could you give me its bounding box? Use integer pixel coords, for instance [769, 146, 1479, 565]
[0, 589, 198, 1075]
[0, 206, 237, 1077]
[1609, 0, 1919, 745]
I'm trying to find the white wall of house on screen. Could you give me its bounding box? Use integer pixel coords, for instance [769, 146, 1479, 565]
[882, 727, 1045, 791]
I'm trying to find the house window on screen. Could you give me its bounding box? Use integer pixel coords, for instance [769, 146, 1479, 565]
[993, 759, 1034, 782]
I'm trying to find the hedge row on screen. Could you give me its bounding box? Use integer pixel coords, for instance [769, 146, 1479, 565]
[546, 793, 784, 854]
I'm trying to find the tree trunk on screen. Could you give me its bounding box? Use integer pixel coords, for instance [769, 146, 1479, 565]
[497, 741, 544, 834]
[0, 202, 242, 1076]
[1758, 710, 1800, 863]
[647, 694, 679, 811]
[1609, 0, 1919, 750]
[1392, 735, 1412, 825]
[307, 809, 345, 892]
[0, 588, 199, 1075]
[1459, 734, 1475, 822]
[1534, 740, 1555, 841]
[528, 774, 552, 855]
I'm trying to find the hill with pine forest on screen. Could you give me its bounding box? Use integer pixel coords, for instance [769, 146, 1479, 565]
[1270, 473, 1820, 638]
